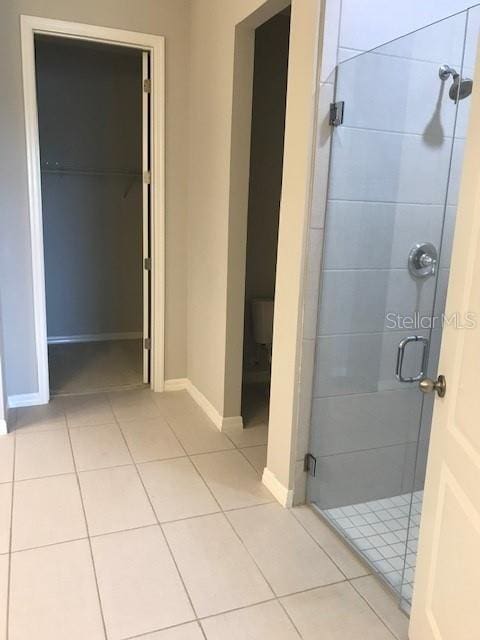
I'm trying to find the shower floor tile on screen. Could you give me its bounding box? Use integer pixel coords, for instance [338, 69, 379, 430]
[323, 491, 423, 605]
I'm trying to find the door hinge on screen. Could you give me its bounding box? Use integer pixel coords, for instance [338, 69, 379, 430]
[304, 453, 317, 478]
[329, 101, 345, 127]
[144, 257, 152, 271]
[144, 337, 152, 350]
[143, 170, 151, 184]
[143, 78, 152, 93]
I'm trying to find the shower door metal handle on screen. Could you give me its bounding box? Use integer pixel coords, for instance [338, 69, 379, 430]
[395, 336, 430, 383]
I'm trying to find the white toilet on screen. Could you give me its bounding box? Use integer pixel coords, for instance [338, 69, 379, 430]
[251, 298, 274, 361]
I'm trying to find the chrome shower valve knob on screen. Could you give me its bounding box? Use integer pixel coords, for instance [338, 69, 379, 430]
[408, 242, 438, 278]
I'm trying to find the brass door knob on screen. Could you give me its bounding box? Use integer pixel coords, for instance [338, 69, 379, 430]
[419, 375, 446, 398]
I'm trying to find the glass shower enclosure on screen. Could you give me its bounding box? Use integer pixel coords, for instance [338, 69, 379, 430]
[306, 6, 479, 611]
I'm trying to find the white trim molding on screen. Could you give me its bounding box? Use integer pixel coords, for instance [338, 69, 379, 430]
[47, 332, 143, 345]
[185, 380, 225, 430]
[164, 378, 189, 392]
[262, 467, 293, 507]
[164, 378, 243, 431]
[8, 392, 45, 409]
[0, 419, 7, 436]
[20, 15, 166, 403]
[221, 416, 244, 430]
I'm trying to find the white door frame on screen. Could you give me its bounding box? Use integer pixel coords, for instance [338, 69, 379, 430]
[142, 50, 152, 384]
[20, 15, 165, 404]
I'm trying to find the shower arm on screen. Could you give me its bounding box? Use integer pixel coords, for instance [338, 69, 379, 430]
[439, 64, 458, 81]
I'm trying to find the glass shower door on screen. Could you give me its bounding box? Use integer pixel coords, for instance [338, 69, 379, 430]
[306, 10, 470, 607]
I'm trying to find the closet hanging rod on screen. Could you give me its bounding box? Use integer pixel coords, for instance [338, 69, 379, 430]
[41, 167, 141, 177]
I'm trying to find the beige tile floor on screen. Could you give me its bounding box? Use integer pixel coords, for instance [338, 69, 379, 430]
[0, 389, 410, 640]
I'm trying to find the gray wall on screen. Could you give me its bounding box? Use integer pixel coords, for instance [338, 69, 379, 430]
[36, 38, 142, 339]
[0, 0, 189, 397]
[243, 12, 290, 373]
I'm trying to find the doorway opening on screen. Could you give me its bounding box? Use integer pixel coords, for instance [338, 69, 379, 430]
[241, 7, 291, 436]
[34, 35, 151, 396]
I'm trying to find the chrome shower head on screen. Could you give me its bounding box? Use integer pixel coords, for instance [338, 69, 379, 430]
[439, 64, 473, 102]
[450, 75, 473, 102]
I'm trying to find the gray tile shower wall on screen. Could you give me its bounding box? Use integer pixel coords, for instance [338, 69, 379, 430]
[305, 4, 479, 508]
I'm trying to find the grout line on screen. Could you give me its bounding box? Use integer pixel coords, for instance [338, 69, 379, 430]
[221, 508, 293, 617]
[76, 462, 137, 475]
[122, 599, 281, 640]
[237, 446, 266, 478]
[198, 620, 209, 640]
[13, 470, 75, 484]
[5, 431, 16, 640]
[10, 536, 90, 555]
[7, 500, 286, 548]
[89, 523, 160, 540]
[129, 453, 189, 466]
[121, 571, 392, 640]
[171, 445, 235, 456]
[173, 455, 223, 513]
[66, 420, 118, 430]
[110, 390, 293, 637]
[216, 489, 307, 640]
[310, 441, 422, 458]
[337, 122, 462, 140]
[116, 510, 222, 530]
[338, 44, 468, 72]
[327, 196, 459, 207]
[140, 400, 238, 456]
[199, 595, 297, 626]
[13, 424, 67, 436]
[65, 424, 109, 640]
[276, 601, 304, 639]
[153, 401, 252, 457]
[237, 441, 268, 449]
[106, 393, 201, 622]
[290, 507, 355, 581]
[155, 466, 224, 625]
[349, 579, 401, 639]
[13, 469, 78, 484]
[123, 619, 207, 640]
[186, 446, 236, 458]
[320, 266, 450, 273]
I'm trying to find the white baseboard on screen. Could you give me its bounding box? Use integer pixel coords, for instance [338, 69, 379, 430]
[47, 332, 143, 344]
[262, 467, 293, 507]
[0, 419, 7, 436]
[10, 377, 242, 432]
[8, 392, 48, 409]
[164, 378, 189, 391]
[184, 380, 224, 430]
[164, 378, 243, 432]
[221, 416, 244, 429]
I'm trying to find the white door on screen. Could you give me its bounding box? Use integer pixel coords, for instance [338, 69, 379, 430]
[142, 51, 151, 384]
[409, 61, 480, 639]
